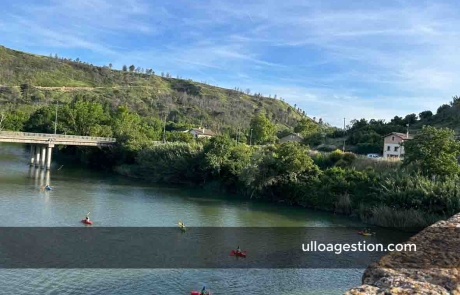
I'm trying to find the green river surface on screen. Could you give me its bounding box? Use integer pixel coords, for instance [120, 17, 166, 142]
[0, 143, 401, 294]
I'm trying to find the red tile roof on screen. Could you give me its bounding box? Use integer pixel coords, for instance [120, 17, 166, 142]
[383, 132, 413, 140]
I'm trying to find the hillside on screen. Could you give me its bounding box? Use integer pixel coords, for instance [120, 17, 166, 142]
[410, 96, 460, 134]
[0, 45, 305, 134]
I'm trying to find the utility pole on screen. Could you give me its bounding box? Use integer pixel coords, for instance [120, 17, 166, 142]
[250, 128, 253, 146]
[342, 117, 346, 152]
[406, 123, 409, 138]
[54, 101, 58, 134]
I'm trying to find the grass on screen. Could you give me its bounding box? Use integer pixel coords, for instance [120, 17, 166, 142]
[360, 204, 443, 228]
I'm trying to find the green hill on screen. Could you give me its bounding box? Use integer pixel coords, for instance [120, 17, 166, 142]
[0, 45, 305, 134]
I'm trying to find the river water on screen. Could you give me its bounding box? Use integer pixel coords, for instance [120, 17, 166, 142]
[0, 143, 391, 294]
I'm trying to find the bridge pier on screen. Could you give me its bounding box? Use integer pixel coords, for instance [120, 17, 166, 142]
[35, 145, 41, 167]
[40, 146, 46, 168]
[46, 145, 53, 170]
[30, 145, 36, 166]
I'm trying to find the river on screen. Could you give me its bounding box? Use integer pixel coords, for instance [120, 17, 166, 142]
[0, 143, 395, 294]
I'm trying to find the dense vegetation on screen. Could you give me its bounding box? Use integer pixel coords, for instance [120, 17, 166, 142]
[122, 133, 460, 228]
[0, 45, 306, 136]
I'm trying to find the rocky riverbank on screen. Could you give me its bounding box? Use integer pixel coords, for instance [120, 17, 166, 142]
[345, 214, 460, 294]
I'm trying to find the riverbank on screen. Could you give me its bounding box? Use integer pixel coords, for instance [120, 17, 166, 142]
[345, 213, 460, 294]
[113, 165, 440, 230]
[58, 139, 458, 229]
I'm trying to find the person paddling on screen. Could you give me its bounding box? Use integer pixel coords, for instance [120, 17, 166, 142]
[236, 246, 241, 254]
[85, 212, 90, 222]
[200, 286, 208, 295]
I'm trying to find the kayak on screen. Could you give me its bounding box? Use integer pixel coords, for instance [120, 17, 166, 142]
[190, 292, 211, 295]
[230, 250, 247, 258]
[357, 231, 373, 236]
[81, 219, 93, 225]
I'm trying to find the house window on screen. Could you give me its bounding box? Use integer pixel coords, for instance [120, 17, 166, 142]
[394, 146, 399, 152]
[387, 146, 390, 151]
[392, 136, 395, 141]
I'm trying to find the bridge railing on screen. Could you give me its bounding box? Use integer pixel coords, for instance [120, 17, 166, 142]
[0, 131, 116, 142]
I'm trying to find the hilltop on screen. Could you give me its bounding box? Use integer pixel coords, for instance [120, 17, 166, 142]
[0, 45, 305, 134]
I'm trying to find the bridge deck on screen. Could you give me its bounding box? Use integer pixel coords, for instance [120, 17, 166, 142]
[0, 131, 116, 147]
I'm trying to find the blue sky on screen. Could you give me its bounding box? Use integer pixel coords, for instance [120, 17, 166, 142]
[1, 0, 459, 126]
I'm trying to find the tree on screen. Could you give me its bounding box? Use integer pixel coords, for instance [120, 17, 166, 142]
[165, 131, 194, 143]
[451, 95, 460, 106]
[24, 106, 56, 133]
[61, 96, 110, 136]
[275, 142, 320, 177]
[390, 116, 405, 126]
[108, 63, 113, 69]
[437, 104, 451, 115]
[250, 114, 276, 145]
[403, 126, 460, 177]
[404, 113, 417, 125]
[202, 135, 237, 176]
[419, 110, 433, 120]
[122, 65, 128, 72]
[0, 110, 29, 131]
[129, 65, 135, 72]
[294, 118, 318, 136]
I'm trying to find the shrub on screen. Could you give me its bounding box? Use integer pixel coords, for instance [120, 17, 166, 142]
[136, 142, 203, 183]
[362, 205, 442, 228]
[329, 149, 344, 162]
[342, 152, 357, 164]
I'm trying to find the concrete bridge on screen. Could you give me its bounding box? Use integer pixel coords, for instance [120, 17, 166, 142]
[0, 131, 116, 170]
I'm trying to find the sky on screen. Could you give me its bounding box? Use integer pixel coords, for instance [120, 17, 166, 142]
[0, 0, 459, 126]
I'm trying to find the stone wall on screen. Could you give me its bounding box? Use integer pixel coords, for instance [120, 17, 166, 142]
[345, 214, 460, 295]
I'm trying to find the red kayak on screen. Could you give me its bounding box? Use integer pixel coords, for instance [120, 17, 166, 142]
[190, 292, 212, 295]
[230, 250, 247, 258]
[81, 219, 93, 225]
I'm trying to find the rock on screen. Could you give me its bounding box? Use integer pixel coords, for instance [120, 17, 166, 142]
[345, 213, 460, 294]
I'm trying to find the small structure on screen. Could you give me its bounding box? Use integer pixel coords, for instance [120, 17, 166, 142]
[382, 132, 413, 159]
[279, 133, 304, 143]
[186, 128, 215, 139]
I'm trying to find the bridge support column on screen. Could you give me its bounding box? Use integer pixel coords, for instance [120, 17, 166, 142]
[46, 145, 53, 170]
[30, 145, 36, 166]
[40, 146, 46, 168]
[35, 145, 41, 167]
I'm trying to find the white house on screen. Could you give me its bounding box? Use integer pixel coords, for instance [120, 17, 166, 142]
[382, 132, 413, 159]
[186, 128, 215, 139]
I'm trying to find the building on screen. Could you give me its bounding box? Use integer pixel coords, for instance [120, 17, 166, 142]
[186, 128, 215, 139]
[383, 132, 413, 159]
[279, 133, 304, 143]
